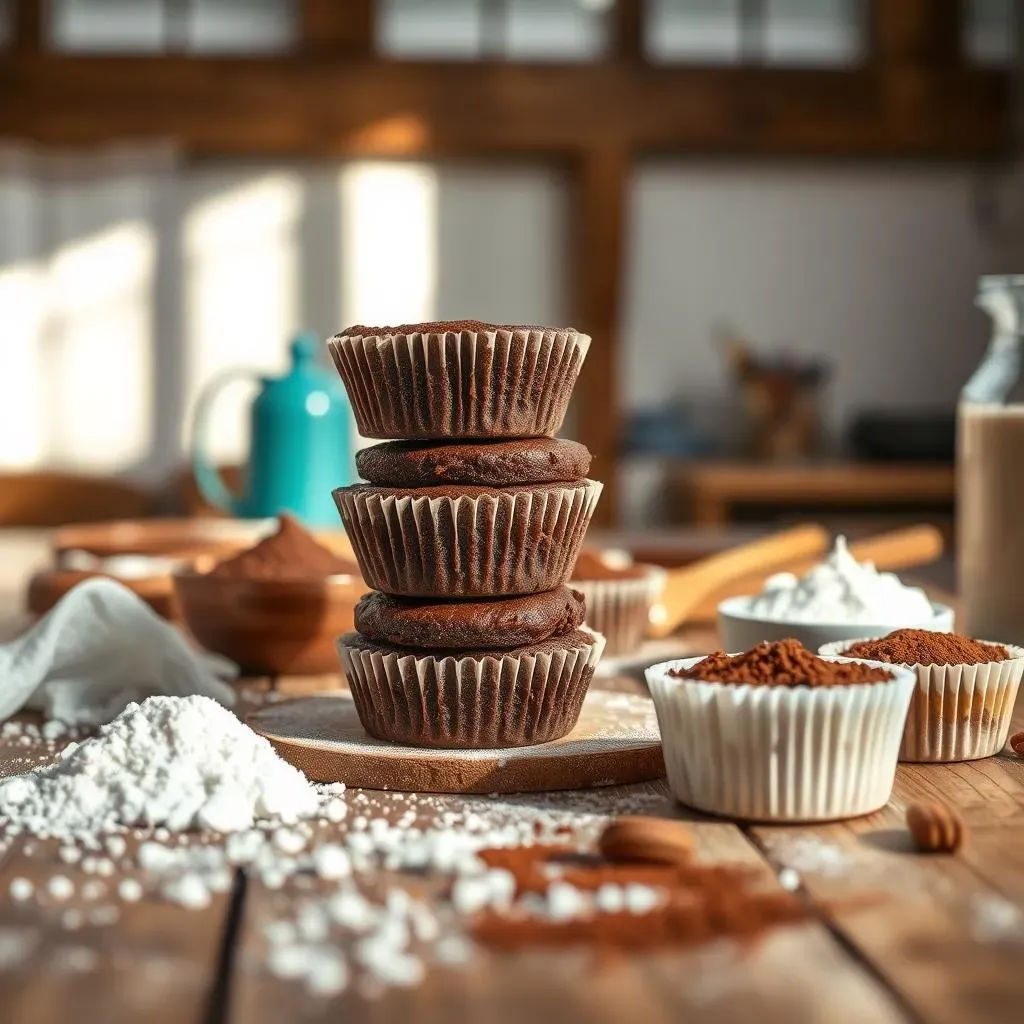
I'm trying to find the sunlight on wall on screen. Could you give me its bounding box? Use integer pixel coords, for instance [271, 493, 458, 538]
[339, 162, 437, 328]
[0, 263, 46, 468]
[184, 174, 302, 463]
[339, 162, 438, 453]
[47, 221, 155, 471]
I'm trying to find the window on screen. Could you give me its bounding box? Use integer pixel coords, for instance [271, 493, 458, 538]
[964, 0, 1016, 66]
[645, 0, 865, 67]
[48, 0, 297, 54]
[378, 0, 611, 61]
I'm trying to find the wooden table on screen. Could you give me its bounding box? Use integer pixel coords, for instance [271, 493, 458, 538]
[670, 461, 955, 526]
[1, 529, 1023, 1024]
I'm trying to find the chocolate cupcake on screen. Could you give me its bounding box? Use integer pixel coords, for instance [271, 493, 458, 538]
[335, 478, 602, 598]
[327, 321, 589, 439]
[355, 587, 586, 650]
[338, 627, 605, 748]
[357, 437, 591, 489]
[570, 549, 666, 658]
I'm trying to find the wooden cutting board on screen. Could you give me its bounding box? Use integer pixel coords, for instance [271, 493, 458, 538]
[247, 689, 665, 794]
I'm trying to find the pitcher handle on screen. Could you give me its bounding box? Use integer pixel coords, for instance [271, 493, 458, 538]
[190, 368, 258, 516]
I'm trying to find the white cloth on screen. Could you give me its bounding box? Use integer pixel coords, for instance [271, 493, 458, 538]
[0, 578, 238, 726]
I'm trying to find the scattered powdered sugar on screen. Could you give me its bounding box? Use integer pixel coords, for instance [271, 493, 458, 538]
[0, 926, 40, 970]
[0, 696, 320, 837]
[971, 893, 1024, 944]
[771, 836, 850, 878]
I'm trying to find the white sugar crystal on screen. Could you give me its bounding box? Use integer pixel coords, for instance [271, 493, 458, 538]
[47, 876, 75, 901]
[313, 844, 351, 881]
[162, 874, 211, 910]
[451, 869, 515, 917]
[433, 935, 473, 964]
[9, 878, 34, 902]
[0, 696, 319, 837]
[81, 881, 106, 901]
[595, 883, 624, 913]
[778, 868, 801, 892]
[273, 828, 306, 855]
[42, 721, 67, 741]
[623, 884, 660, 915]
[325, 798, 347, 823]
[118, 879, 144, 903]
[547, 882, 588, 922]
[58, 846, 81, 865]
[105, 836, 127, 858]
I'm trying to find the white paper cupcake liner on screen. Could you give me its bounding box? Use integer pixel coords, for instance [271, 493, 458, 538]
[334, 480, 603, 598]
[327, 327, 590, 439]
[572, 567, 666, 658]
[645, 656, 916, 822]
[819, 639, 1024, 762]
[337, 629, 606, 748]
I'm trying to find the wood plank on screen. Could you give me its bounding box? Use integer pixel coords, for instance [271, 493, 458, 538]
[0, 57, 1007, 158]
[749, 747, 1024, 1024]
[571, 148, 628, 527]
[228, 780, 907, 1022]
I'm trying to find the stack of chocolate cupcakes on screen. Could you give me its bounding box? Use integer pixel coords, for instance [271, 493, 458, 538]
[328, 321, 605, 749]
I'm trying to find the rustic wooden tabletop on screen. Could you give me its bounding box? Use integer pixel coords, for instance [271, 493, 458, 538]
[1, 529, 1022, 1024]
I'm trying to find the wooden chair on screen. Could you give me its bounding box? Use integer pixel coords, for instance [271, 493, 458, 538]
[0, 472, 154, 527]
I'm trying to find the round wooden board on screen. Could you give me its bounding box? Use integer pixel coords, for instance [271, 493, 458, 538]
[247, 689, 666, 794]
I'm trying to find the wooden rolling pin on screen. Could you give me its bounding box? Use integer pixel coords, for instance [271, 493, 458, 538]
[648, 523, 830, 639]
[664, 523, 946, 630]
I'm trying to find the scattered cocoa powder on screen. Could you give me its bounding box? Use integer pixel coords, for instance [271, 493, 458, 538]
[469, 845, 810, 952]
[843, 629, 1009, 667]
[669, 639, 893, 687]
[210, 515, 360, 580]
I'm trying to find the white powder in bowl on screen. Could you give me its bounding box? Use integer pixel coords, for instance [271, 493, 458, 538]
[0, 695, 319, 838]
[747, 536, 935, 624]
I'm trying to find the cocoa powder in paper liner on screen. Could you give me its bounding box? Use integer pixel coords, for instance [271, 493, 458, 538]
[337, 628, 605, 748]
[327, 326, 590, 439]
[333, 480, 602, 598]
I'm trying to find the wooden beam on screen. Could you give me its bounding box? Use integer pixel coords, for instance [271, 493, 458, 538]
[12, 0, 42, 54]
[612, 0, 644, 62]
[571, 148, 628, 528]
[0, 57, 1008, 157]
[871, 0, 963, 66]
[299, 0, 374, 56]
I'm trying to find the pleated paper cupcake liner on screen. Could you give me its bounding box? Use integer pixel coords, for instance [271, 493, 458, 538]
[327, 327, 590, 440]
[645, 656, 916, 822]
[337, 629, 606, 749]
[572, 567, 667, 658]
[819, 639, 1024, 762]
[334, 480, 603, 598]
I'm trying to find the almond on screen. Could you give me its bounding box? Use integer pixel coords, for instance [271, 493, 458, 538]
[906, 801, 965, 853]
[598, 816, 695, 866]
[1009, 730, 1024, 756]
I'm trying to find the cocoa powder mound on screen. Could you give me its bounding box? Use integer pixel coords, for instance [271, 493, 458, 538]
[843, 629, 1009, 667]
[670, 638, 893, 687]
[210, 515, 360, 580]
[469, 846, 809, 952]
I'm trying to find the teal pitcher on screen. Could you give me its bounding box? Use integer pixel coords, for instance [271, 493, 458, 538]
[190, 333, 352, 528]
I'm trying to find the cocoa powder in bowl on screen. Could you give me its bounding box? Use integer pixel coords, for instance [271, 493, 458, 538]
[670, 638, 894, 687]
[842, 629, 1009, 667]
[209, 515, 359, 580]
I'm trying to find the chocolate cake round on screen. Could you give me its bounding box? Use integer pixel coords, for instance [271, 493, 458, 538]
[333, 479, 603, 598]
[327, 322, 590, 439]
[337, 628, 606, 748]
[356, 438, 591, 488]
[354, 587, 587, 651]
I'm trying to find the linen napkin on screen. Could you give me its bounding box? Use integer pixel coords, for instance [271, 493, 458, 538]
[0, 578, 238, 726]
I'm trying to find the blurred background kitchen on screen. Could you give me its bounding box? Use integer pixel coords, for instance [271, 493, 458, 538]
[1, 0, 1022, 538]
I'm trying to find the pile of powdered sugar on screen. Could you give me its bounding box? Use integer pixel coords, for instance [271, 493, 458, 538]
[0, 695, 320, 837]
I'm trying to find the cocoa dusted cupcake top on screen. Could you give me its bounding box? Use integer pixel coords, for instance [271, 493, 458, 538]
[357, 438, 591, 488]
[355, 587, 587, 651]
[339, 320, 566, 337]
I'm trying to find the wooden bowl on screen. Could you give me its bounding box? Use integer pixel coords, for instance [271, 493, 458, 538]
[173, 570, 363, 677]
[27, 567, 181, 621]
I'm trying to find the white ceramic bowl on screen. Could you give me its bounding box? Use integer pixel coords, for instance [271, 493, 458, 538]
[717, 595, 955, 654]
[646, 655, 917, 822]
